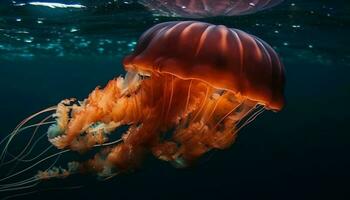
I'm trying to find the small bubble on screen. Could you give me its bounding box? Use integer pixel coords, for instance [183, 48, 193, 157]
[70, 28, 79, 33]
[249, 3, 256, 7]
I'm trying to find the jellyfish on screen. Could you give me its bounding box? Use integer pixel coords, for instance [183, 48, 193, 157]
[0, 21, 285, 194]
[138, 0, 284, 18]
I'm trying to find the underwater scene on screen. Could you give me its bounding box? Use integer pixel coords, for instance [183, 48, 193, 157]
[0, 0, 349, 199]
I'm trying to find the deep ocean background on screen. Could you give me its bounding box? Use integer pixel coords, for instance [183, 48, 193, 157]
[0, 0, 349, 199]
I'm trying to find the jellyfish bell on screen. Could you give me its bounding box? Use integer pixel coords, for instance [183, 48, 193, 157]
[138, 0, 284, 18]
[0, 21, 285, 194]
[124, 21, 285, 110]
[122, 20, 285, 163]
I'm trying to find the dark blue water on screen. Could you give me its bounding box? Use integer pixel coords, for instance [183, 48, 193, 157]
[0, 0, 349, 199]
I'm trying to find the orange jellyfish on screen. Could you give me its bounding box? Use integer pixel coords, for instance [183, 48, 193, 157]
[138, 0, 284, 18]
[0, 21, 285, 193]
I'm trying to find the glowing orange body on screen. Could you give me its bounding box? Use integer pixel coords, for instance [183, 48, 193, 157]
[52, 72, 258, 170]
[48, 21, 285, 172]
[0, 22, 285, 186]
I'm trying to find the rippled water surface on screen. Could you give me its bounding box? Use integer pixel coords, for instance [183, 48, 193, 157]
[0, 0, 349, 199]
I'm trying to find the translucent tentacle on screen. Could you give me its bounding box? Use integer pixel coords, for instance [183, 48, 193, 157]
[0, 106, 57, 164]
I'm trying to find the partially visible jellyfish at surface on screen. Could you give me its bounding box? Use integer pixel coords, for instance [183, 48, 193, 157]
[138, 0, 284, 18]
[0, 21, 285, 193]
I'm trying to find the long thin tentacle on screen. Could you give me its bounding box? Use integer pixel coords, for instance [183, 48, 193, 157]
[0, 138, 122, 183]
[185, 80, 193, 113]
[192, 86, 209, 122]
[0, 106, 57, 164]
[2, 115, 53, 167]
[0, 152, 61, 192]
[165, 75, 175, 121]
[213, 101, 243, 129]
[235, 106, 265, 133]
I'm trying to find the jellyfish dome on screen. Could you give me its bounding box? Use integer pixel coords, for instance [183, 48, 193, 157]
[0, 21, 285, 193]
[138, 0, 284, 18]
